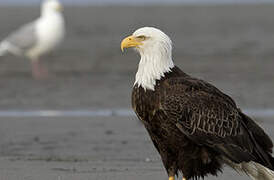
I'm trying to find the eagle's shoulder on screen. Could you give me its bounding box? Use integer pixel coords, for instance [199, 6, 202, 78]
[160, 71, 237, 108]
[158, 71, 243, 138]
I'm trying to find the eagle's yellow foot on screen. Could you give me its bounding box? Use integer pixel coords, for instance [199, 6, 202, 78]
[169, 176, 175, 180]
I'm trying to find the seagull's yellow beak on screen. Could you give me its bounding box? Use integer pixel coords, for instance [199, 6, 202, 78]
[56, 4, 64, 12]
[121, 35, 143, 52]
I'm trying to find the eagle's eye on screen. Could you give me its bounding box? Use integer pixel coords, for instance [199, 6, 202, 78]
[136, 35, 147, 41]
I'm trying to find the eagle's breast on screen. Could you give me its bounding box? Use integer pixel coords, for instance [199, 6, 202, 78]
[132, 84, 160, 123]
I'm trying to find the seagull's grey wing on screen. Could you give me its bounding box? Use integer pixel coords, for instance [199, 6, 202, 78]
[5, 21, 38, 52]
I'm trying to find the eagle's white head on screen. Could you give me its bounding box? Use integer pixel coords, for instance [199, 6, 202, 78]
[121, 27, 174, 91]
[42, 0, 63, 15]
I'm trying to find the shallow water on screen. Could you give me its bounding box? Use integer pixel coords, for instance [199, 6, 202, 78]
[0, 108, 273, 119]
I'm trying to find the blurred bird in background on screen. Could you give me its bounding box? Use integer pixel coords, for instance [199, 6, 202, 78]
[0, 0, 65, 79]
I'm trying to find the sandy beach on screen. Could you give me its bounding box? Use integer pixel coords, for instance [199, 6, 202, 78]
[0, 4, 273, 180]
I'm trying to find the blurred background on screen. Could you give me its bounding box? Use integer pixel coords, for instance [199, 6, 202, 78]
[0, 0, 273, 180]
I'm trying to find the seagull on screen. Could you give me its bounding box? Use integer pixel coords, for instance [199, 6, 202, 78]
[0, 0, 65, 79]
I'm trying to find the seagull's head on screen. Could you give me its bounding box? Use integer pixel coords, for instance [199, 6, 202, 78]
[42, 0, 63, 14]
[121, 27, 172, 58]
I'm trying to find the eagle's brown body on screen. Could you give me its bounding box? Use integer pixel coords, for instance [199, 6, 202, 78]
[132, 66, 274, 179]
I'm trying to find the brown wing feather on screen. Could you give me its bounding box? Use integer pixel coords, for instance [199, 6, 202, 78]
[160, 76, 274, 168]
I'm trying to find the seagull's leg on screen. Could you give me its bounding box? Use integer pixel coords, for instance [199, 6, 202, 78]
[31, 59, 49, 79]
[38, 60, 49, 78]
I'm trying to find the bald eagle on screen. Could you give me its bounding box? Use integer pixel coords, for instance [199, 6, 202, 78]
[121, 27, 274, 180]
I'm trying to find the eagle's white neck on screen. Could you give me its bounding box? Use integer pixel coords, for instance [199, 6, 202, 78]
[135, 48, 174, 91]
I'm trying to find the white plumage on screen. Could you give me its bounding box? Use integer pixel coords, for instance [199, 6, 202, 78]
[238, 161, 274, 180]
[133, 27, 174, 91]
[0, 0, 65, 79]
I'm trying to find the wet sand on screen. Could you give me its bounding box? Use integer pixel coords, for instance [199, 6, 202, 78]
[0, 4, 273, 180]
[0, 116, 264, 180]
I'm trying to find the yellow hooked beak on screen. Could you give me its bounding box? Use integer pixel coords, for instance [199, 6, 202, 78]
[121, 35, 143, 52]
[56, 4, 64, 12]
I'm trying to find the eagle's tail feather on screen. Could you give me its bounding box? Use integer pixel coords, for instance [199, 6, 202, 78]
[242, 161, 274, 180]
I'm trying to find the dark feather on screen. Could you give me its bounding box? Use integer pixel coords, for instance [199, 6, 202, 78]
[132, 66, 274, 179]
